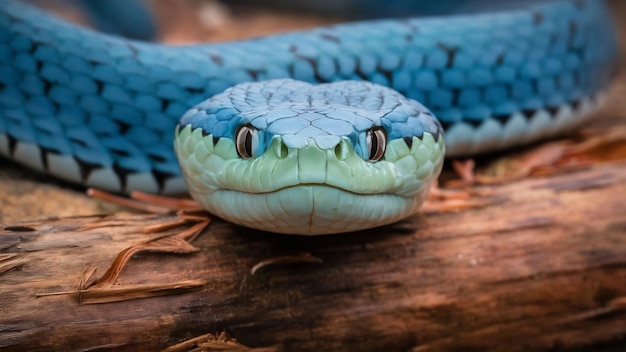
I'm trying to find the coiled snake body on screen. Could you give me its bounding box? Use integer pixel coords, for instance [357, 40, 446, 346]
[0, 0, 618, 234]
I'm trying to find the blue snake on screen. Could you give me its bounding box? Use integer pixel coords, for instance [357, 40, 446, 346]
[0, 0, 618, 234]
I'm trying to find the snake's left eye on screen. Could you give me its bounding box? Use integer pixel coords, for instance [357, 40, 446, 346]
[235, 124, 259, 159]
[366, 127, 387, 162]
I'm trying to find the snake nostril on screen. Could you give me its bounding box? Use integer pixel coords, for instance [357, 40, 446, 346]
[276, 140, 289, 159]
[334, 141, 348, 161]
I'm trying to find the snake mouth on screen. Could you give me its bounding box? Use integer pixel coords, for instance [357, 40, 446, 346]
[202, 184, 423, 235]
[241, 183, 393, 197]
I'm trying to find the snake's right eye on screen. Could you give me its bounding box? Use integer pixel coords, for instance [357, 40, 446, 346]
[235, 124, 259, 159]
[366, 126, 387, 162]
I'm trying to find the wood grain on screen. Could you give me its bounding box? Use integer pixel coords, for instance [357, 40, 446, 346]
[1, 153, 625, 351]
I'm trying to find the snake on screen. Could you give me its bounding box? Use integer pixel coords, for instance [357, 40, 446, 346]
[0, 0, 618, 234]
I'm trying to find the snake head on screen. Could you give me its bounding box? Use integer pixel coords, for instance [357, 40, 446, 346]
[174, 79, 444, 235]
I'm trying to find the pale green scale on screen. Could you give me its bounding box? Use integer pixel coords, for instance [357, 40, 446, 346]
[174, 124, 445, 235]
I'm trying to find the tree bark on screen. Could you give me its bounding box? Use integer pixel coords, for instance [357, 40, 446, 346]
[1, 148, 626, 351]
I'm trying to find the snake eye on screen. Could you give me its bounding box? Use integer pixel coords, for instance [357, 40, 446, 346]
[235, 124, 259, 159]
[366, 127, 387, 162]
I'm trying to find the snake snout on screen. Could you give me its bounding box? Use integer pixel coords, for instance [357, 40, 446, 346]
[269, 136, 347, 161]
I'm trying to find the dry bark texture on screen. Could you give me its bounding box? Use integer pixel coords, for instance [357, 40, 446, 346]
[1, 1, 626, 351]
[1, 153, 626, 351]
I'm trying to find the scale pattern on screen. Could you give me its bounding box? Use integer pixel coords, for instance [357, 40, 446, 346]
[0, 0, 619, 195]
[179, 80, 441, 154]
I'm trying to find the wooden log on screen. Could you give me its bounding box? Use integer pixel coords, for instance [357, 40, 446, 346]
[1, 152, 626, 351]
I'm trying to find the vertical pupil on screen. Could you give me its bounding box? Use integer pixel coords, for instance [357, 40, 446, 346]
[369, 131, 378, 159]
[244, 129, 253, 156]
[366, 127, 386, 162]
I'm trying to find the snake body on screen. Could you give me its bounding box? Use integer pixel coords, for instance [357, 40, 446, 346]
[0, 0, 618, 234]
